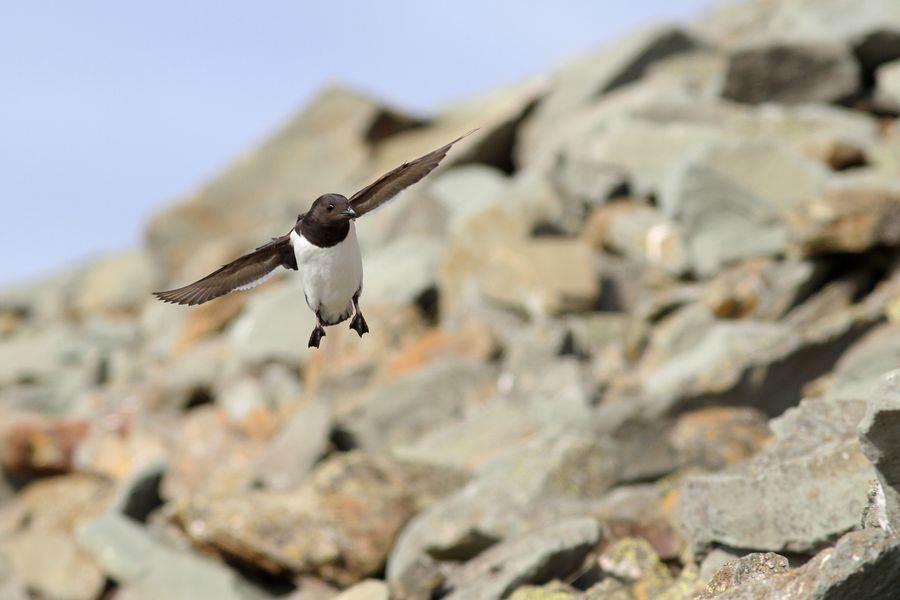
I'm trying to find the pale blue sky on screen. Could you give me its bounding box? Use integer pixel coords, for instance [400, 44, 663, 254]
[0, 1, 712, 285]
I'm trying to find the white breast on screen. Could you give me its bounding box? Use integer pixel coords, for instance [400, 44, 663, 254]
[290, 223, 363, 325]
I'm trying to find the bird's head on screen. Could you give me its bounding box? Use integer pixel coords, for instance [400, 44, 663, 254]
[307, 193, 357, 224]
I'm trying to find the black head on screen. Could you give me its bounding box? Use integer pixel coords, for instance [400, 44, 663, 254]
[306, 193, 357, 224]
[297, 193, 358, 248]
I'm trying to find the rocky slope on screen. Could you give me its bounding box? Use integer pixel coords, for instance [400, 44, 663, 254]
[4, 0, 900, 598]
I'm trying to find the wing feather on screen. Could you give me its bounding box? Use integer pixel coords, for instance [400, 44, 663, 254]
[153, 234, 297, 306]
[349, 130, 475, 217]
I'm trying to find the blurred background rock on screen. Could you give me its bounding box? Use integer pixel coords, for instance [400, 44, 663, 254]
[4, 0, 900, 598]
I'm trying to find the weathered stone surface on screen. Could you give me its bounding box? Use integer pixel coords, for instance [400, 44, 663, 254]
[509, 582, 581, 600]
[71, 249, 159, 315]
[669, 407, 771, 471]
[701, 259, 816, 321]
[361, 236, 443, 306]
[393, 399, 542, 472]
[786, 187, 900, 255]
[1, 414, 89, 476]
[525, 25, 703, 158]
[722, 42, 859, 105]
[173, 452, 466, 586]
[823, 323, 900, 402]
[78, 512, 265, 600]
[162, 406, 267, 500]
[858, 369, 900, 534]
[680, 435, 874, 555]
[2, 529, 105, 600]
[252, 398, 332, 491]
[443, 518, 601, 600]
[0, 551, 26, 600]
[478, 238, 600, 317]
[703, 529, 900, 599]
[0, 474, 113, 600]
[335, 579, 389, 600]
[661, 139, 827, 277]
[227, 280, 316, 365]
[345, 359, 497, 451]
[876, 59, 900, 108]
[388, 431, 619, 583]
[699, 553, 790, 599]
[584, 203, 688, 276]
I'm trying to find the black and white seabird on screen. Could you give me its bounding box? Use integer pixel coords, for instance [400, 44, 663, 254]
[153, 133, 470, 348]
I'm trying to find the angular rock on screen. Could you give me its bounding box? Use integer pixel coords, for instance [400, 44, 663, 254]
[361, 236, 443, 306]
[1, 529, 105, 600]
[584, 203, 688, 276]
[70, 249, 158, 315]
[428, 164, 509, 235]
[345, 359, 497, 451]
[440, 200, 599, 318]
[78, 512, 265, 600]
[661, 139, 827, 277]
[173, 452, 467, 586]
[388, 431, 620, 583]
[699, 553, 790, 599]
[387, 555, 445, 600]
[700, 259, 816, 321]
[857, 369, 900, 534]
[703, 529, 900, 600]
[680, 434, 874, 555]
[1, 414, 89, 476]
[0, 474, 113, 600]
[335, 579, 389, 600]
[162, 406, 268, 500]
[525, 25, 703, 155]
[876, 59, 900, 108]
[227, 280, 316, 365]
[252, 399, 332, 491]
[0, 552, 26, 600]
[377, 321, 499, 383]
[669, 407, 771, 472]
[592, 485, 683, 561]
[598, 537, 669, 583]
[393, 399, 542, 472]
[479, 238, 600, 316]
[785, 187, 900, 255]
[823, 323, 900, 402]
[722, 42, 859, 105]
[443, 518, 601, 600]
[509, 582, 581, 599]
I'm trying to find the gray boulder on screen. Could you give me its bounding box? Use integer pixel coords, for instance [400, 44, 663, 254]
[78, 513, 266, 600]
[858, 370, 900, 535]
[722, 42, 859, 105]
[443, 518, 601, 600]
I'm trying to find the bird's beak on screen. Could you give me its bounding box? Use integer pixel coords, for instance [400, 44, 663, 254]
[342, 207, 358, 219]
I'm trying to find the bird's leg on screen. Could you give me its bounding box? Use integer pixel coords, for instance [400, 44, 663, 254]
[349, 293, 369, 337]
[308, 311, 327, 348]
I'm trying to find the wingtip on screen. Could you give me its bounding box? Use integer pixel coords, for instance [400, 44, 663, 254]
[451, 128, 480, 146]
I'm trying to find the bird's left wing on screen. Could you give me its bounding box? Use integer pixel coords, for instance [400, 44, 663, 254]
[348, 130, 475, 217]
[153, 234, 297, 306]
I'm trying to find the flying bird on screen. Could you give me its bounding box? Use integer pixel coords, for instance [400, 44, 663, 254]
[154, 133, 471, 348]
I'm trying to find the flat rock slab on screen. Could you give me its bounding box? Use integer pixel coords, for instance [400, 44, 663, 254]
[443, 518, 601, 600]
[77, 513, 266, 600]
[681, 436, 874, 554]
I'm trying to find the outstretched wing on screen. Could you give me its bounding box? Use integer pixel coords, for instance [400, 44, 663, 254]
[153, 234, 298, 306]
[349, 130, 475, 217]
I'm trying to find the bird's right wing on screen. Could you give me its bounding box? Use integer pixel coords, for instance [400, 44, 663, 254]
[153, 234, 297, 306]
[348, 130, 475, 217]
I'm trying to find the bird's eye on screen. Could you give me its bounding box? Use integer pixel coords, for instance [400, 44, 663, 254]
[328, 204, 335, 211]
